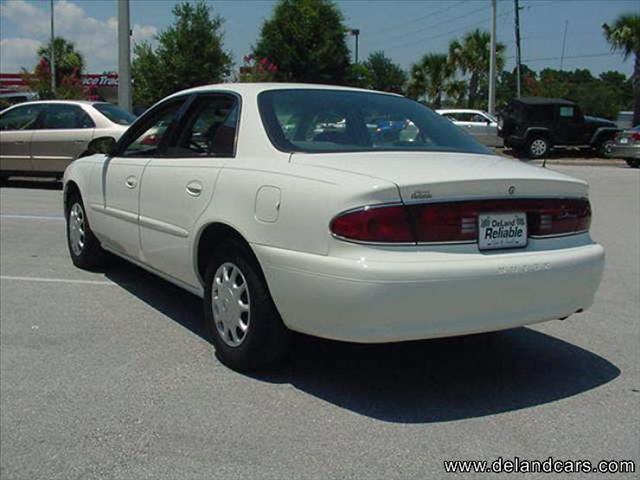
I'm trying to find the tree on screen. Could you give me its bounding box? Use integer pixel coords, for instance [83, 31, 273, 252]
[448, 29, 505, 108]
[361, 51, 407, 94]
[406, 53, 455, 108]
[132, 1, 233, 106]
[23, 37, 85, 99]
[603, 13, 640, 126]
[253, 0, 351, 84]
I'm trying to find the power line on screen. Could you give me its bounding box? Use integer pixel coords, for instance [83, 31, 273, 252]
[362, 0, 467, 37]
[367, 4, 488, 48]
[384, 8, 515, 52]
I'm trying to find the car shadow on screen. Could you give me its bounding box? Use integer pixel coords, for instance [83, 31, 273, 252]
[104, 262, 620, 424]
[0, 177, 62, 190]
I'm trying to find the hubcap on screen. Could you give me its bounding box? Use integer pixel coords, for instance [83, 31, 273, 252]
[212, 262, 250, 347]
[69, 203, 86, 256]
[531, 139, 547, 156]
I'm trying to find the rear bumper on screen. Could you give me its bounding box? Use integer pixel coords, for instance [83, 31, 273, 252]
[609, 144, 640, 160]
[254, 242, 605, 343]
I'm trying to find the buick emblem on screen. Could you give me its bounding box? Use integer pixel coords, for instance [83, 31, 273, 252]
[508, 185, 516, 195]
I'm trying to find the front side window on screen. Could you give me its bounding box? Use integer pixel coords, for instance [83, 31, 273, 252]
[168, 94, 239, 157]
[121, 98, 186, 157]
[258, 89, 489, 155]
[41, 104, 94, 129]
[559, 106, 575, 118]
[0, 104, 42, 131]
[93, 103, 136, 126]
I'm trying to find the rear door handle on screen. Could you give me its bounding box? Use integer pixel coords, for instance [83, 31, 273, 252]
[125, 176, 138, 189]
[186, 181, 203, 197]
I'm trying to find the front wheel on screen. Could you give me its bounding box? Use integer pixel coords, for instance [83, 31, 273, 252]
[66, 193, 108, 269]
[203, 240, 292, 371]
[526, 136, 550, 159]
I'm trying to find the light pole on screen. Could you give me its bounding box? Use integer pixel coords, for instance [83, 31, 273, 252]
[50, 0, 55, 94]
[349, 28, 360, 64]
[118, 0, 132, 112]
[488, 0, 497, 114]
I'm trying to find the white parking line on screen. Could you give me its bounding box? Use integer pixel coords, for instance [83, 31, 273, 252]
[0, 275, 115, 286]
[0, 214, 64, 220]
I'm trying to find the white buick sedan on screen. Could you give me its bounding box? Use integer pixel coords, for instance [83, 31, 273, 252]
[63, 83, 604, 371]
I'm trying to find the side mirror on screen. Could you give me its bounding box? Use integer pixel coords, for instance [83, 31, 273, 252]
[87, 136, 117, 156]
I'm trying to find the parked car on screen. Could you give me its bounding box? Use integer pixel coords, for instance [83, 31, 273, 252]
[498, 97, 619, 159]
[64, 84, 604, 371]
[616, 111, 634, 129]
[609, 125, 640, 168]
[0, 100, 135, 179]
[437, 109, 503, 147]
[0, 90, 39, 106]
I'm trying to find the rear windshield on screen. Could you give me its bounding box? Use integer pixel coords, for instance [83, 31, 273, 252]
[258, 89, 490, 155]
[93, 103, 136, 125]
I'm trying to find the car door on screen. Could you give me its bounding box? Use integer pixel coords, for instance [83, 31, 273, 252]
[555, 105, 586, 145]
[89, 96, 190, 261]
[471, 112, 501, 147]
[138, 93, 240, 286]
[0, 103, 43, 174]
[30, 103, 96, 173]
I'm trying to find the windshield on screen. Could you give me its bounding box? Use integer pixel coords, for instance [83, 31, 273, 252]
[93, 103, 136, 125]
[258, 89, 490, 155]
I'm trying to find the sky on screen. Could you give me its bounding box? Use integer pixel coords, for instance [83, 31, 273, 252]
[0, 0, 637, 77]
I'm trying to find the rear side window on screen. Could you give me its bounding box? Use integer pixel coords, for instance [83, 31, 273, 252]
[93, 103, 136, 125]
[527, 105, 555, 124]
[168, 94, 239, 157]
[42, 104, 94, 129]
[259, 89, 489, 155]
[0, 104, 42, 131]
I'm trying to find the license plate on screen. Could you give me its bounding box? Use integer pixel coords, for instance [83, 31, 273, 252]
[619, 138, 629, 144]
[478, 213, 527, 250]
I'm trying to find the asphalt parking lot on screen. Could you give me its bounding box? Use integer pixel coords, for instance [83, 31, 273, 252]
[1, 164, 638, 479]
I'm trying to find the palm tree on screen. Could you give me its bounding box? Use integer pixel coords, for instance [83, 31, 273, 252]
[603, 13, 640, 127]
[37, 37, 85, 81]
[407, 53, 455, 108]
[448, 29, 505, 108]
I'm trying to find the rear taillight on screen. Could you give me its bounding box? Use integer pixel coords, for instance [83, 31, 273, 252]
[330, 198, 591, 244]
[631, 132, 640, 141]
[330, 205, 414, 243]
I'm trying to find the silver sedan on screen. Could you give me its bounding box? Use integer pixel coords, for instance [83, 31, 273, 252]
[0, 100, 134, 179]
[609, 125, 640, 168]
[437, 109, 504, 148]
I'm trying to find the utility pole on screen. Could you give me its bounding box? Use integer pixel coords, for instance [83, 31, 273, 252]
[349, 29, 360, 64]
[560, 20, 569, 70]
[50, 0, 55, 94]
[488, 0, 497, 114]
[118, 0, 132, 112]
[514, 0, 522, 98]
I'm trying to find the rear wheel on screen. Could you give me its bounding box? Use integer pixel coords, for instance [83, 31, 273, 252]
[66, 192, 108, 269]
[626, 159, 640, 168]
[203, 239, 291, 371]
[596, 138, 614, 158]
[526, 136, 550, 159]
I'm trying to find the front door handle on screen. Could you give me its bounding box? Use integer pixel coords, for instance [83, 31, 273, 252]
[186, 181, 203, 197]
[125, 176, 137, 189]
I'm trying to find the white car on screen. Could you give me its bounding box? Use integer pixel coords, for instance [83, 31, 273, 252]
[1, 100, 134, 179]
[63, 83, 604, 371]
[437, 108, 503, 147]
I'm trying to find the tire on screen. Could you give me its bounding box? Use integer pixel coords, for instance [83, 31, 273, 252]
[626, 159, 640, 168]
[596, 138, 614, 158]
[65, 192, 108, 269]
[203, 239, 292, 371]
[525, 136, 550, 159]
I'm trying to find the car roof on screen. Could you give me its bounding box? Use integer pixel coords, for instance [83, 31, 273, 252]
[10, 100, 98, 106]
[169, 82, 404, 98]
[515, 97, 576, 107]
[436, 109, 488, 114]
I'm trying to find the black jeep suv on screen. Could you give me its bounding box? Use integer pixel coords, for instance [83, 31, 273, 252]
[498, 97, 619, 159]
